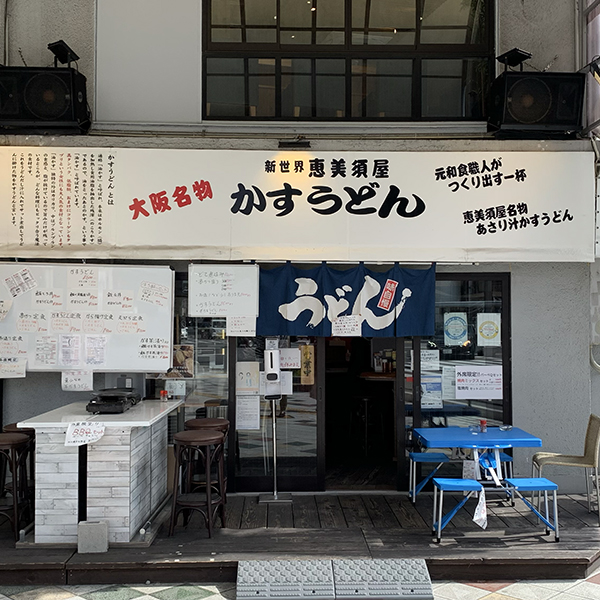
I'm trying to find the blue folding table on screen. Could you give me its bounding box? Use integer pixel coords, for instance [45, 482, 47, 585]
[413, 426, 542, 486]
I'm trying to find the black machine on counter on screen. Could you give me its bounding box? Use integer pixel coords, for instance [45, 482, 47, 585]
[86, 388, 142, 414]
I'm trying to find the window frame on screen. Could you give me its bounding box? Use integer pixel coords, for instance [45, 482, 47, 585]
[202, 0, 496, 122]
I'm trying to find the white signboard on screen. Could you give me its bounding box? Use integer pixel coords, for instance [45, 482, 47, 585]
[0, 148, 594, 263]
[455, 365, 503, 399]
[477, 313, 501, 346]
[188, 264, 259, 317]
[65, 422, 106, 446]
[0, 263, 174, 372]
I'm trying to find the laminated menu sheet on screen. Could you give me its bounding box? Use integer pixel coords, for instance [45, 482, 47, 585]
[0, 263, 173, 372]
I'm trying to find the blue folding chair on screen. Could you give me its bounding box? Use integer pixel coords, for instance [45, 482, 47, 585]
[408, 452, 450, 504]
[432, 477, 483, 543]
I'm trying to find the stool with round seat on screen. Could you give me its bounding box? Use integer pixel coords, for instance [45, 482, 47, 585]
[169, 429, 226, 538]
[3, 423, 35, 483]
[0, 432, 32, 540]
[184, 418, 230, 501]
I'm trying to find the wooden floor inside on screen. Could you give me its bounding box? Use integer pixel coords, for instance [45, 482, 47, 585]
[3, 492, 600, 585]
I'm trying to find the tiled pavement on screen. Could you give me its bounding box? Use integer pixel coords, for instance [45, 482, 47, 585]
[4, 570, 600, 600]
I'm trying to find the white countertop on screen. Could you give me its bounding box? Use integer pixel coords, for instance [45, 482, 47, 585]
[18, 399, 184, 428]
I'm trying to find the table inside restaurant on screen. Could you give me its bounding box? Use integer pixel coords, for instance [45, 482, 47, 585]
[413, 426, 542, 485]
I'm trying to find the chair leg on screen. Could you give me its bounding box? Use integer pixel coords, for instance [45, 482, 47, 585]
[585, 467, 591, 513]
[409, 459, 415, 503]
[595, 466, 600, 526]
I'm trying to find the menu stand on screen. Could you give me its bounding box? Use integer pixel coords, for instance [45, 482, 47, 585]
[259, 395, 292, 504]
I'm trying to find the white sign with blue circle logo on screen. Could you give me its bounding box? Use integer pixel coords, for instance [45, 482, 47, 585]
[444, 312, 468, 346]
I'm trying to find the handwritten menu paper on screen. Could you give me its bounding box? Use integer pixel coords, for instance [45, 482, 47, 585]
[188, 264, 259, 317]
[61, 370, 94, 391]
[331, 314, 361, 336]
[279, 348, 301, 369]
[65, 421, 106, 446]
[0, 358, 26, 378]
[0, 298, 11, 321]
[227, 315, 256, 337]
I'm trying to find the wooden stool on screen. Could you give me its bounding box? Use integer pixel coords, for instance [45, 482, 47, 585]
[0, 433, 31, 541]
[169, 429, 225, 538]
[184, 418, 230, 501]
[3, 423, 35, 482]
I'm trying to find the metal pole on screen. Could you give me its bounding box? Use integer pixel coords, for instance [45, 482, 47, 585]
[271, 397, 278, 499]
[259, 395, 292, 503]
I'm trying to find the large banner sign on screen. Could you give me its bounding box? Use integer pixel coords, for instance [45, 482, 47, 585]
[257, 263, 435, 337]
[0, 147, 594, 262]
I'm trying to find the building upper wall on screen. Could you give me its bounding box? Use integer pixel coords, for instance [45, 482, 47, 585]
[0, 0, 581, 131]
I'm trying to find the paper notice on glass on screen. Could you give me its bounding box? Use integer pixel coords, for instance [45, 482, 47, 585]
[236, 395, 261, 430]
[472, 489, 488, 529]
[444, 312, 468, 346]
[477, 313, 501, 347]
[61, 370, 94, 391]
[265, 338, 279, 350]
[442, 366, 456, 399]
[4, 268, 37, 298]
[236, 361, 260, 395]
[0, 358, 26, 378]
[411, 349, 440, 371]
[227, 316, 256, 337]
[0, 298, 11, 321]
[280, 348, 301, 369]
[259, 370, 293, 395]
[331, 314, 361, 337]
[59, 334, 81, 368]
[165, 379, 186, 396]
[455, 365, 503, 399]
[85, 335, 107, 367]
[65, 421, 106, 446]
[421, 374, 443, 408]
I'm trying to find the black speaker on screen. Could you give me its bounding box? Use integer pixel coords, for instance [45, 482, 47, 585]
[0, 66, 90, 134]
[487, 71, 585, 137]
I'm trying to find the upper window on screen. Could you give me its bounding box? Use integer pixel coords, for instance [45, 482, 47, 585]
[204, 0, 494, 121]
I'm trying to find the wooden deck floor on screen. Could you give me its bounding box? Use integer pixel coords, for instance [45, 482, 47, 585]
[3, 492, 600, 585]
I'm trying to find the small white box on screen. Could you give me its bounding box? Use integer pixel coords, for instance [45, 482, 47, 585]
[77, 520, 109, 553]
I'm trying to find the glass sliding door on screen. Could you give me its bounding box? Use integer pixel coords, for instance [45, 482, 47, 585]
[402, 273, 510, 486]
[232, 336, 325, 492]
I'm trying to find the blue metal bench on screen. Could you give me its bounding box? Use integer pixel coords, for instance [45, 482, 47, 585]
[408, 452, 450, 504]
[504, 477, 559, 542]
[432, 477, 484, 543]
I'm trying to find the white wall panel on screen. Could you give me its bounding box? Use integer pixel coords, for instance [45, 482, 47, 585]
[95, 0, 202, 124]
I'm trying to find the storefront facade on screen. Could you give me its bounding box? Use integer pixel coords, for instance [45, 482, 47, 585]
[0, 0, 599, 494]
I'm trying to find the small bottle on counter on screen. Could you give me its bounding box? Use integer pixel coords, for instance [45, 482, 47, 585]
[160, 389, 169, 402]
[479, 419, 487, 433]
